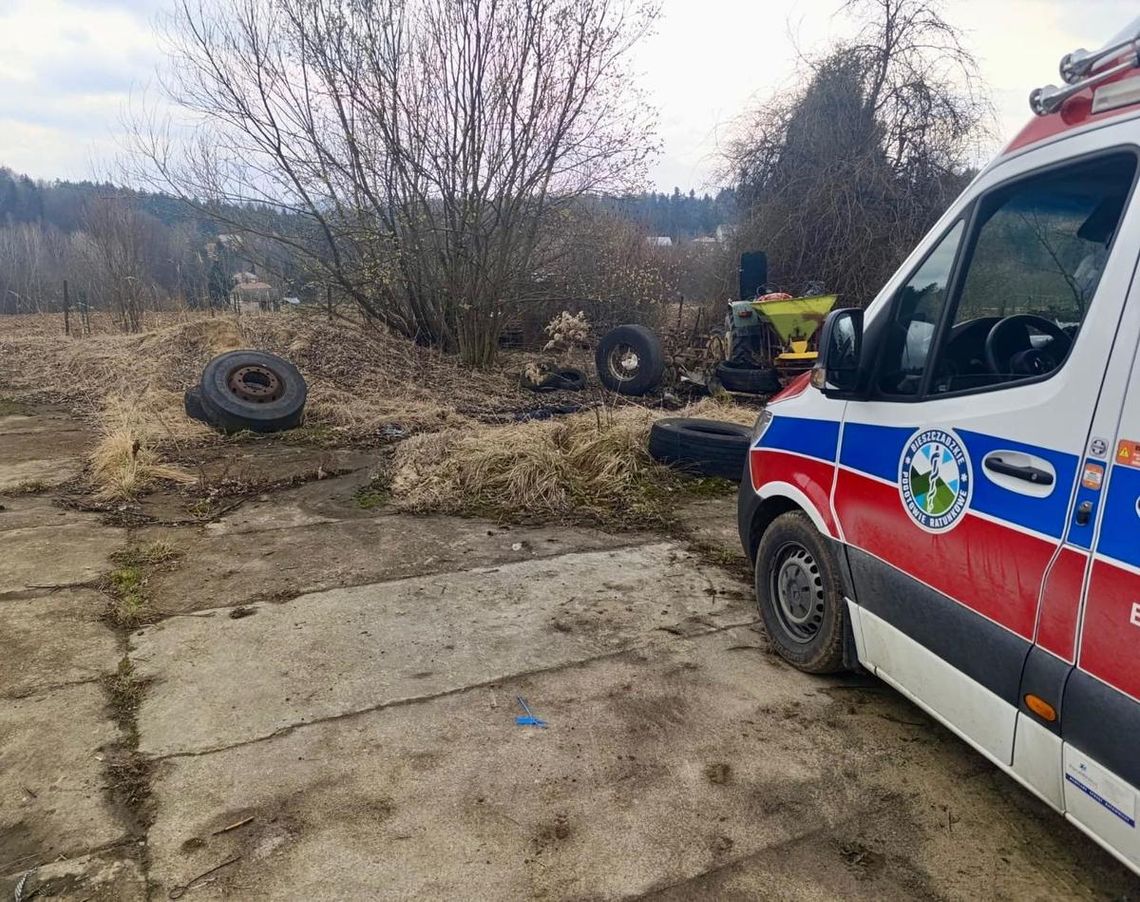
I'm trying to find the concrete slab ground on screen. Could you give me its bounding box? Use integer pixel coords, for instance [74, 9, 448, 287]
[0, 683, 126, 872]
[0, 589, 117, 697]
[0, 494, 94, 532]
[140, 514, 647, 616]
[2, 402, 1137, 900]
[144, 627, 1134, 901]
[133, 543, 750, 755]
[0, 413, 89, 491]
[0, 522, 125, 597]
[0, 848, 147, 901]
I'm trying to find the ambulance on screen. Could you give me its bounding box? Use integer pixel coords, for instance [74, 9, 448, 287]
[739, 19, 1140, 873]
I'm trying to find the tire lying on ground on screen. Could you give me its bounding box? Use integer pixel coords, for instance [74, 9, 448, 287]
[715, 360, 782, 395]
[521, 365, 589, 393]
[183, 385, 209, 424]
[647, 417, 751, 481]
[196, 349, 308, 434]
[595, 324, 665, 396]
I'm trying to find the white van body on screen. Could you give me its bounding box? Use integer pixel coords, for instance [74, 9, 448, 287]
[739, 20, 1140, 874]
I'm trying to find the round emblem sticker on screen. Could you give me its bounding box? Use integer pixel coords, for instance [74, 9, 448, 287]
[899, 428, 972, 533]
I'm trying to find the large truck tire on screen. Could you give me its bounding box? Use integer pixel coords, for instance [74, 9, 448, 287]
[595, 325, 665, 396]
[197, 349, 308, 434]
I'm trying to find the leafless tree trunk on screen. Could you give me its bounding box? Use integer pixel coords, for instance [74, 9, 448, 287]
[83, 196, 154, 332]
[136, 0, 658, 365]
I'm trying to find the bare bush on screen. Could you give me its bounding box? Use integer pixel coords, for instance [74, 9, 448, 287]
[137, 0, 659, 365]
[726, 0, 989, 305]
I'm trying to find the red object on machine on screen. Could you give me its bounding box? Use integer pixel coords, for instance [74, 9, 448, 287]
[757, 292, 794, 303]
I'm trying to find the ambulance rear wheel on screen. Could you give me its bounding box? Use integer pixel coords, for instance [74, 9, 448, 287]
[754, 510, 846, 673]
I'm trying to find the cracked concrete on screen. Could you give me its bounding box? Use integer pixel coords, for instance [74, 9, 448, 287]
[0, 589, 117, 698]
[2, 403, 1138, 900]
[0, 683, 126, 871]
[133, 543, 749, 756]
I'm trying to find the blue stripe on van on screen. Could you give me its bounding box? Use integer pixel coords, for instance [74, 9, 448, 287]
[837, 421, 1077, 540]
[957, 429, 1077, 541]
[839, 422, 914, 482]
[758, 416, 840, 463]
[1097, 464, 1140, 567]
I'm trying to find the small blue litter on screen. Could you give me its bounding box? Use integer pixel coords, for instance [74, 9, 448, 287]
[515, 695, 548, 728]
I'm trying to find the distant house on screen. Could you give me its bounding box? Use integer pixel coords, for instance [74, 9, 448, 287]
[232, 279, 276, 314]
[646, 236, 673, 247]
[691, 235, 719, 246]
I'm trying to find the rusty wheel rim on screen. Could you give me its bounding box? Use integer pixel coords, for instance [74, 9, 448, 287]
[227, 364, 283, 403]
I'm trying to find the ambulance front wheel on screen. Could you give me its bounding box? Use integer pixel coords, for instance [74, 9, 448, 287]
[754, 511, 846, 673]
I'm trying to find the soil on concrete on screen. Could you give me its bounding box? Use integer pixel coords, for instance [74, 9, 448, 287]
[2, 402, 1138, 901]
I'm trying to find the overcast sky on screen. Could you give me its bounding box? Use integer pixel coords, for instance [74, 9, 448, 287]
[0, 0, 1135, 191]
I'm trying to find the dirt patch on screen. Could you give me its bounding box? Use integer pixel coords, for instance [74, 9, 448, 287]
[533, 811, 574, 855]
[704, 762, 733, 785]
[101, 657, 155, 833]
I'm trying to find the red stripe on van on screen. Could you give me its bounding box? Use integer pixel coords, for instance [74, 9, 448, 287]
[835, 469, 1048, 639]
[1036, 546, 1086, 661]
[749, 448, 837, 537]
[1079, 559, 1140, 700]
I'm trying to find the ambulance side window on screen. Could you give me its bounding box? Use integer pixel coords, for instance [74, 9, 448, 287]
[877, 221, 964, 396]
[929, 152, 1136, 394]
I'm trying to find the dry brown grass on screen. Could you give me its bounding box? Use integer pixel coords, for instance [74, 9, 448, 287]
[0, 311, 756, 504]
[390, 397, 756, 526]
[2, 318, 243, 498]
[0, 310, 532, 498]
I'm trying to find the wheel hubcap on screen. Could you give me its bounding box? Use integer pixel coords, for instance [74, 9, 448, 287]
[227, 365, 283, 403]
[770, 544, 826, 643]
[607, 344, 641, 382]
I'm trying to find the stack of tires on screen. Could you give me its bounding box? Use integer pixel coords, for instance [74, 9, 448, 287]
[185, 350, 308, 434]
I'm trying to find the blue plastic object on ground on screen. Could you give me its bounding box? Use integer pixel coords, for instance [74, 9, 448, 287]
[515, 695, 548, 727]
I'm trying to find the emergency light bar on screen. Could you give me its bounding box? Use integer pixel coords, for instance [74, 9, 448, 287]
[1031, 17, 1140, 116]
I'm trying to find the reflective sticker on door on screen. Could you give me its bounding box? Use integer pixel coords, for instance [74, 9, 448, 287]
[1066, 756, 1136, 828]
[1082, 462, 1105, 491]
[899, 429, 972, 533]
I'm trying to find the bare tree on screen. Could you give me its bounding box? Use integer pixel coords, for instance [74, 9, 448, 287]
[82, 197, 158, 332]
[136, 0, 658, 365]
[725, 0, 988, 305]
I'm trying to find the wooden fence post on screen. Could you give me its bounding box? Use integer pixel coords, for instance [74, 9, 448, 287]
[63, 280, 70, 336]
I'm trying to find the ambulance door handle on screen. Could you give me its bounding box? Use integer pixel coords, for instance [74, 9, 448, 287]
[983, 455, 1055, 486]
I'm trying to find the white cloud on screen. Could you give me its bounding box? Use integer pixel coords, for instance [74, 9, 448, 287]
[0, 0, 163, 179]
[0, 0, 1136, 188]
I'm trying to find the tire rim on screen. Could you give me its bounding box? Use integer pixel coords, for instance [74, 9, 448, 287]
[769, 542, 825, 643]
[606, 343, 641, 382]
[227, 364, 284, 403]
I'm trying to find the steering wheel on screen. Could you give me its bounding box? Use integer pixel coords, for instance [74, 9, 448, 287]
[984, 314, 1073, 378]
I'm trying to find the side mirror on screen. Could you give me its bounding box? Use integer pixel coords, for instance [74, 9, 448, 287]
[812, 308, 864, 396]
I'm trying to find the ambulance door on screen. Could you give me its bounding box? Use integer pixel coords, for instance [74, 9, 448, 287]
[1059, 322, 1140, 869]
[836, 146, 1140, 767]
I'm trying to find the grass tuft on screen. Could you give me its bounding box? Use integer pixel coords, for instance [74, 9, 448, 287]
[353, 479, 390, 510]
[390, 400, 756, 529]
[103, 541, 181, 628]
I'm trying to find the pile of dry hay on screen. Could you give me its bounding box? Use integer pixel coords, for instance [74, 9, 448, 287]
[390, 399, 757, 526]
[0, 311, 528, 499]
